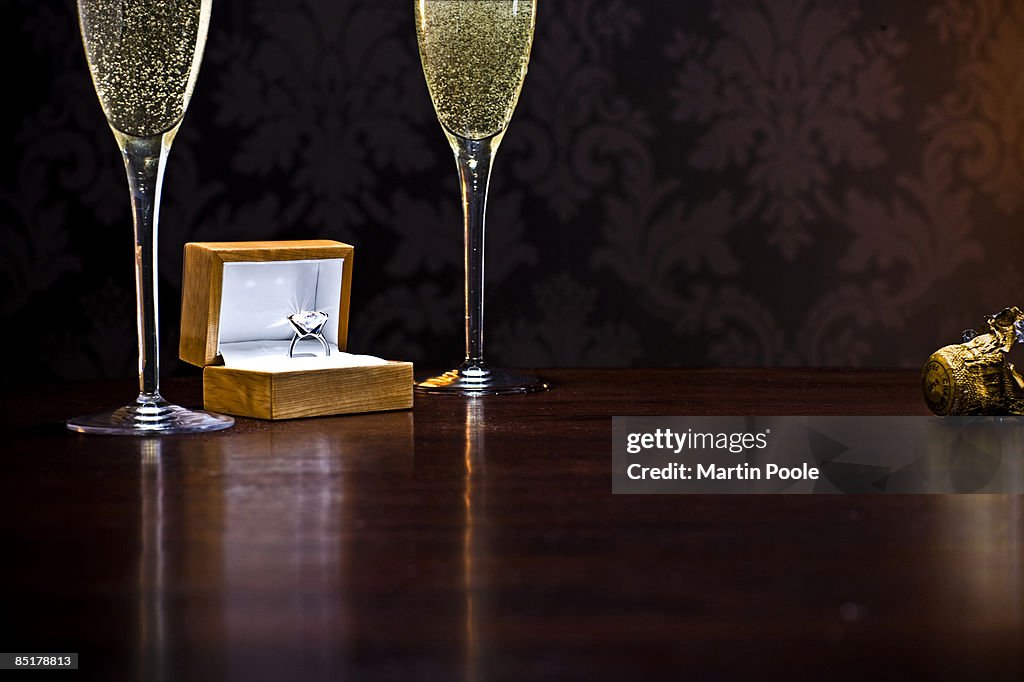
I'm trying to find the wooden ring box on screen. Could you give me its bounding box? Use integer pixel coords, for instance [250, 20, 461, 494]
[178, 240, 413, 420]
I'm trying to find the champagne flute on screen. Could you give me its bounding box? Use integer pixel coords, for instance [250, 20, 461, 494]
[414, 0, 547, 395]
[68, 0, 233, 434]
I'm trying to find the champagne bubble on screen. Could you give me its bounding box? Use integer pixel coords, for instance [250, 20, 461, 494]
[416, 0, 536, 140]
[79, 0, 211, 137]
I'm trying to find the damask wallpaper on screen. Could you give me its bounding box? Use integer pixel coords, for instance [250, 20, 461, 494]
[2, 0, 1022, 382]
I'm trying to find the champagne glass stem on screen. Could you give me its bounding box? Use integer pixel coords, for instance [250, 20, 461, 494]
[452, 133, 501, 368]
[114, 128, 177, 404]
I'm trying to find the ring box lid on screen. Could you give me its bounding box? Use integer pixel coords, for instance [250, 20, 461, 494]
[179, 240, 354, 368]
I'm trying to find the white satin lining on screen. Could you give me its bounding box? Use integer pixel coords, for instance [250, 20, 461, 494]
[219, 341, 389, 373]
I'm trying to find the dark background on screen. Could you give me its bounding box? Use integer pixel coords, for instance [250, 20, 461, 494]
[2, 0, 1022, 382]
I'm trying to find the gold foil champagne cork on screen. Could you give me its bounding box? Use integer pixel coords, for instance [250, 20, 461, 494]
[922, 307, 1024, 416]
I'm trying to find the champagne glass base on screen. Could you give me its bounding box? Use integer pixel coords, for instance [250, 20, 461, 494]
[416, 363, 549, 396]
[67, 398, 234, 436]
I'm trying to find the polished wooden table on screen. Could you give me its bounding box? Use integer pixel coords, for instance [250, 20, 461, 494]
[1, 370, 1021, 680]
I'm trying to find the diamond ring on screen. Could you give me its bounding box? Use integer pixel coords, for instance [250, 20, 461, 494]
[288, 310, 331, 358]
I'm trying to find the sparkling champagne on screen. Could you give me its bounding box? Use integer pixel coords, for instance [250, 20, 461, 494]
[415, 0, 536, 140]
[78, 0, 211, 137]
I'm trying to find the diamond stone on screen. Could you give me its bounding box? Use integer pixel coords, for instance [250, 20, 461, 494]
[1015, 319, 1024, 344]
[289, 310, 328, 334]
[962, 329, 979, 343]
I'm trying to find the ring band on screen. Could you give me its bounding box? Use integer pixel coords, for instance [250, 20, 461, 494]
[288, 311, 331, 358]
